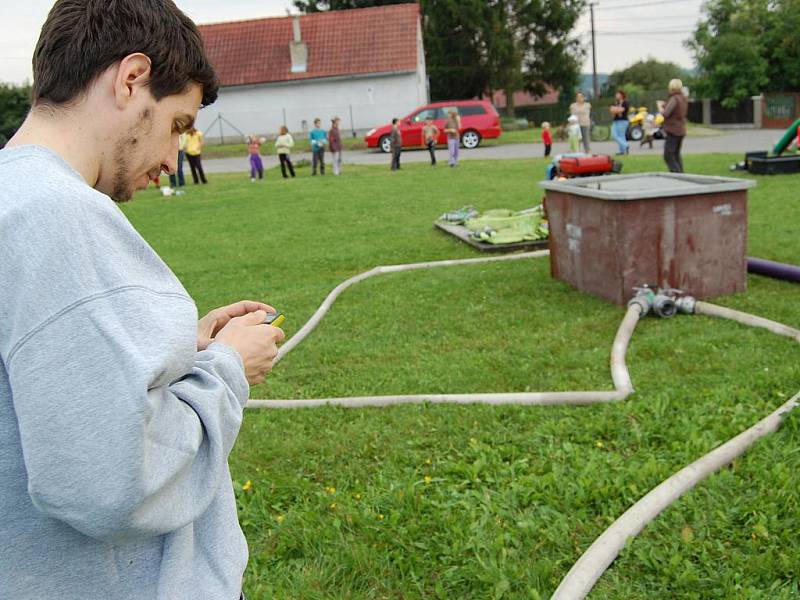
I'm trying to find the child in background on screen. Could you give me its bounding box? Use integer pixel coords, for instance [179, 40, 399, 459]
[567, 115, 582, 153]
[640, 114, 657, 149]
[541, 121, 552, 157]
[309, 118, 327, 175]
[275, 126, 296, 178]
[246, 134, 265, 181]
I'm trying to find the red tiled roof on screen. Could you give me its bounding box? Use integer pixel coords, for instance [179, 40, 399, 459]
[199, 4, 420, 87]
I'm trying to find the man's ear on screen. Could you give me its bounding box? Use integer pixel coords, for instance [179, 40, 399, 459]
[112, 53, 152, 110]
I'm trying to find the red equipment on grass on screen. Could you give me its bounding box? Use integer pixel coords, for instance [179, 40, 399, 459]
[558, 154, 617, 176]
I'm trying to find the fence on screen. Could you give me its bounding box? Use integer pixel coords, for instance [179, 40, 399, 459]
[762, 93, 800, 129]
[503, 90, 674, 127]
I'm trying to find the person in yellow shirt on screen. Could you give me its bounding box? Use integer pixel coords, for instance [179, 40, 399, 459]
[184, 127, 207, 184]
[168, 132, 187, 187]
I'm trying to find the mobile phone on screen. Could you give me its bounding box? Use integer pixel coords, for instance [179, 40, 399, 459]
[263, 312, 285, 328]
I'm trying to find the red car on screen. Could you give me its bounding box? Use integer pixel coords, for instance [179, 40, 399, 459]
[365, 100, 502, 153]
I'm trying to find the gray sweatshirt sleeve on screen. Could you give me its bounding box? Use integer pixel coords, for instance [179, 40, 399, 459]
[6, 287, 249, 544]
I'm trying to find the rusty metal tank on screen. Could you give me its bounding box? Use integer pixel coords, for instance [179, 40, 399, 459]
[539, 173, 756, 305]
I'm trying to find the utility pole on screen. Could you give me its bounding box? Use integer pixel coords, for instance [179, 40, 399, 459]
[590, 3, 599, 98]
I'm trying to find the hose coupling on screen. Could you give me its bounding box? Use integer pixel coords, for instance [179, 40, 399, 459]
[675, 295, 697, 314]
[628, 285, 655, 315]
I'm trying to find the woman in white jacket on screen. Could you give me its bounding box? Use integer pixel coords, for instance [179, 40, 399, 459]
[275, 126, 296, 178]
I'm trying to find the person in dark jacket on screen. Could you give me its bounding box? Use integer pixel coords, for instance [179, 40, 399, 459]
[328, 117, 343, 176]
[662, 79, 688, 173]
[390, 118, 402, 171]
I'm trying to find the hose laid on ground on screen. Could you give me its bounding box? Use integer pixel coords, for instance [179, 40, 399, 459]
[551, 309, 800, 600]
[246, 251, 799, 599]
[747, 257, 800, 284]
[695, 300, 800, 341]
[248, 251, 642, 409]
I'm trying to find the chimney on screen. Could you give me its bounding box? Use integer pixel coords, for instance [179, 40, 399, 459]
[290, 15, 308, 73]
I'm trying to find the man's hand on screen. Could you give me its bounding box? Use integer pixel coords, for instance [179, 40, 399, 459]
[197, 300, 274, 351]
[215, 310, 286, 385]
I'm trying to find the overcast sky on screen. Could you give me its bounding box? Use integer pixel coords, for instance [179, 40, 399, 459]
[0, 0, 706, 86]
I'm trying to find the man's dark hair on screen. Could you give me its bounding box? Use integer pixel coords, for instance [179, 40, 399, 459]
[32, 0, 218, 108]
[392, 118, 398, 125]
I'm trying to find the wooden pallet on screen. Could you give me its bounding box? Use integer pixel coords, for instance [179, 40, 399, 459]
[434, 222, 549, 253]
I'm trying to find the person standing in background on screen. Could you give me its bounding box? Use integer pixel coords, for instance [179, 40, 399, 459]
[389, 118, 402, 171]
[609, 90, 630, 156]
[567, 115, 582, 153]
[184, 126, 207, 184]
[246, 134, 265, 182]
[328, 117, 343, 176]
[309, 118, 327, 176]
[444, 109, 461, 167]
[661, 79, 688, 173]
[168, 131, 187, 188]
[569, 91, 592, 153]
[541, 121, 552, 157]
[275, 126, 296, 178]
[423, 119, 439, 166]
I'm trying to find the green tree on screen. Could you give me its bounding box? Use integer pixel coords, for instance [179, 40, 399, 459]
[294, 0, 585, 109]
[485, 0, 585, 116]
[0, 84, 30, 148]
[687, 0, 800, 107]
[603, 58, 687, 95]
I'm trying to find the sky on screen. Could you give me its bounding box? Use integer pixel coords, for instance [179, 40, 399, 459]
[0, 0, 706, 86]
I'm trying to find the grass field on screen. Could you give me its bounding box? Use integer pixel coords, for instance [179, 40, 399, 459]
[122, 155, 800, 599]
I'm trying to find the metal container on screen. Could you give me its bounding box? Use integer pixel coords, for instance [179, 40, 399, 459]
[539, 172, 756, 305]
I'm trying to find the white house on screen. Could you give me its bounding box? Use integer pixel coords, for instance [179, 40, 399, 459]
[196, 4, 428, 140]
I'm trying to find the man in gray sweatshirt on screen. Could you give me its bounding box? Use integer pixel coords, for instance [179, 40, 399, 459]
[0, 2, 285, 599]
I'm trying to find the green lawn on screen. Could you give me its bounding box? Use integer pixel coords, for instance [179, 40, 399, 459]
[122, 155, 800, 599]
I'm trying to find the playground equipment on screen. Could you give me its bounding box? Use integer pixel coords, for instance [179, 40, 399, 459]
[627, 105, 664, 142]
[732, 117, 800, 174]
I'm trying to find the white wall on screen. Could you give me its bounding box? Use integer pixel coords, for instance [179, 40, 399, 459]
[196, 71, 425, 142]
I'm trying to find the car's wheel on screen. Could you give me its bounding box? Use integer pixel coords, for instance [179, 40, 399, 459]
[627, 125, 644, 142]
[461, 129, 481, 149]
[379, 135, 391, 153]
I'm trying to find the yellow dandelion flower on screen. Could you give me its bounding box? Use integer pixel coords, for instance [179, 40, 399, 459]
[242, 480, 253, 492]
[424, 475, 433, 485]
[377, 514, 385, 520]
[425, 458, 432, 465]
[325, 486, 336, 494]
[276, 515, 284, 524]
[354, 493, 362, 500]
[596, 441, 604, 449]
[329, 502, 337, 510]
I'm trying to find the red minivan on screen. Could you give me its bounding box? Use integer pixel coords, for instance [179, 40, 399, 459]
[365, 100, 502, 153]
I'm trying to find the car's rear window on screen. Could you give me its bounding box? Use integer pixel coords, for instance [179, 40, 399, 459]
[459, 105, 487, 117]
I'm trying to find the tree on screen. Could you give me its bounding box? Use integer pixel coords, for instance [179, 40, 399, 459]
[0, 84, 30, 148]
[484, 0, 585, 116]
[688, 0, 800, 107]
[603, 58, 687, 95]
[293, 0, 586, 110]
